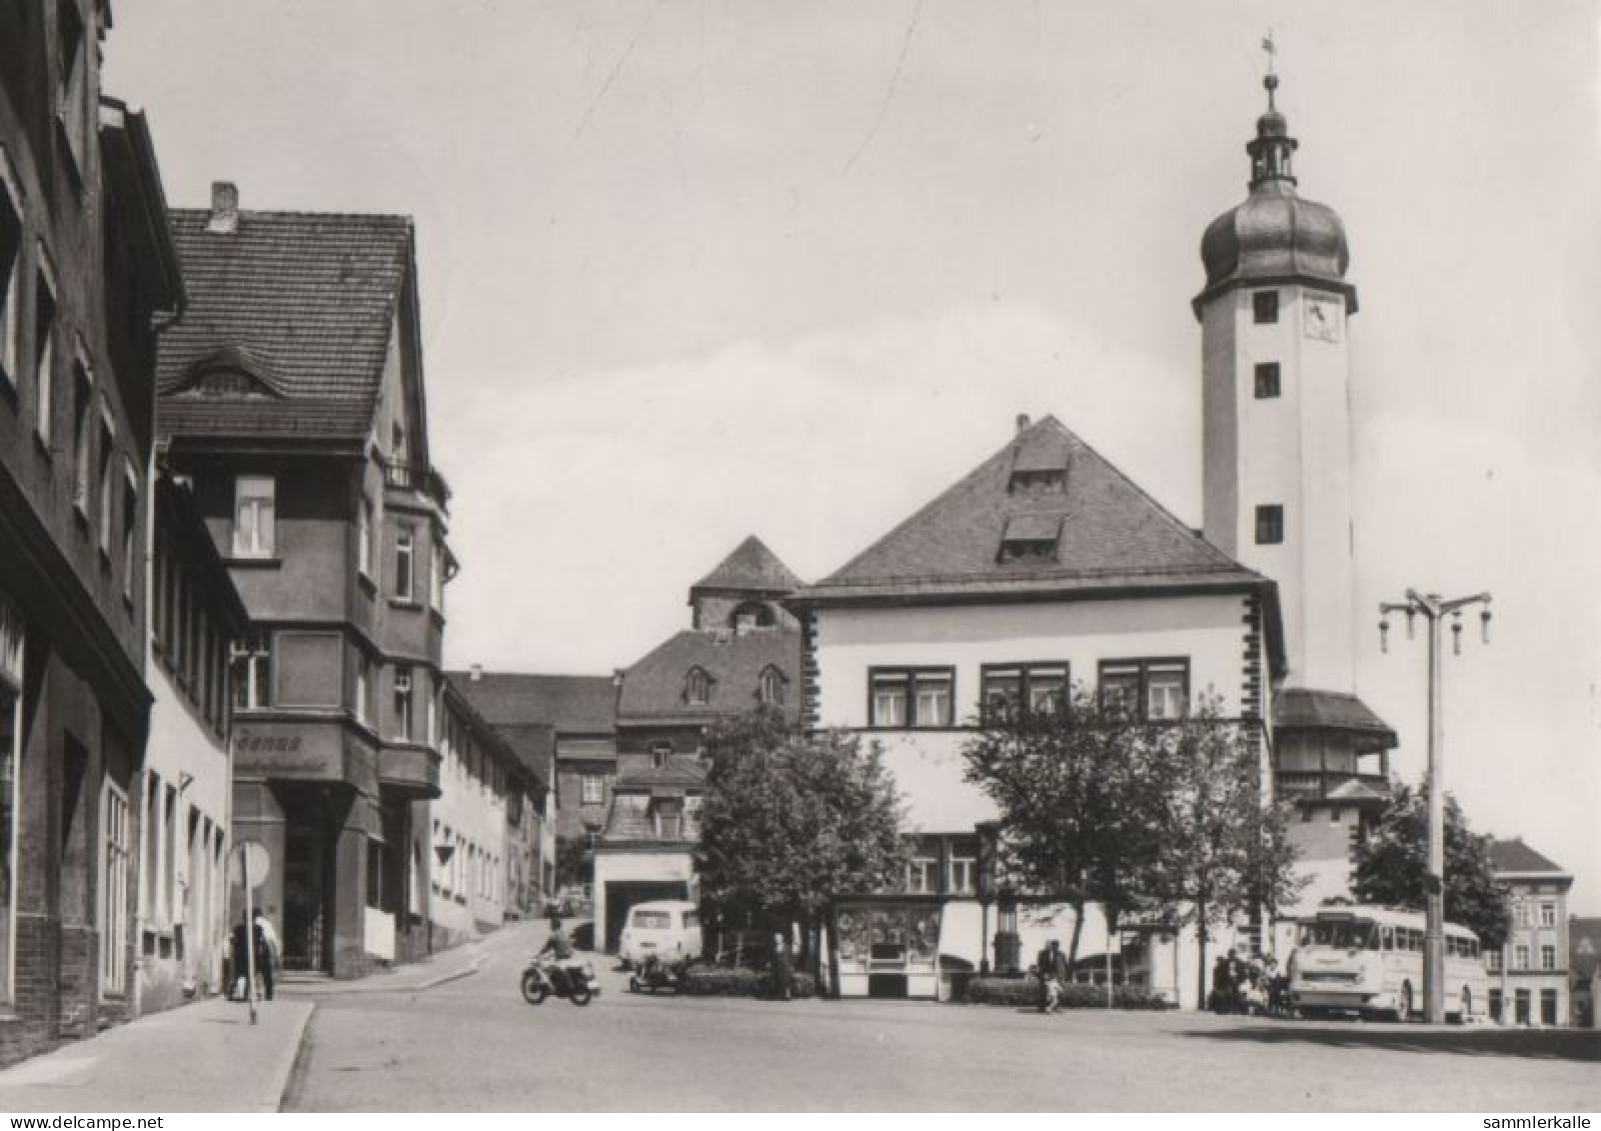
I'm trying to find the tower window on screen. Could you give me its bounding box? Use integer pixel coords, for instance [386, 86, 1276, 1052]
[1254, 362, 1281, 399]
[1252, 290, 1279, 324]
[1255, 504, 1284, 545]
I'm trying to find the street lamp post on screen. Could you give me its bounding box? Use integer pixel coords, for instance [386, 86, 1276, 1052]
[1378, 589, 1491, 1024]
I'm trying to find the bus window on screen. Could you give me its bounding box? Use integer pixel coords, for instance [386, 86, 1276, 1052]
[1380, 926, 1394, 951]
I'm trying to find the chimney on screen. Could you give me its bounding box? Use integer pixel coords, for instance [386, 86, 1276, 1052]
[1015, 413, 1031, 434]
[207, 181, 239, 234]
[469, 663, 483, 682]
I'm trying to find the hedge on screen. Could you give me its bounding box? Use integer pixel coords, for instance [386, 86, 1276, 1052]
[680, 967, 819, 999]
[965, 976, 1172, 1010]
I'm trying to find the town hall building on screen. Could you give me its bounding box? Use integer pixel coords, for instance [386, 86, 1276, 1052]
[793, 68, 1393, 1005]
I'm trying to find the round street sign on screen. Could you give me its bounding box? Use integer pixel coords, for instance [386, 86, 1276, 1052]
[231, 839, 271, 888]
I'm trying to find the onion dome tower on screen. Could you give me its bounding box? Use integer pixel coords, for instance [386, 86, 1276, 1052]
[1194, 65, 1395, 913]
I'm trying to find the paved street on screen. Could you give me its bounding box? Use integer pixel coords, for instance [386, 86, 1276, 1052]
[283, 921, 1599, 1111]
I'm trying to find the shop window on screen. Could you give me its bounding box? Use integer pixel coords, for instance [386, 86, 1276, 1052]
[1540, 989, 1559, 1026]
[1488, 989, 1502, 1023]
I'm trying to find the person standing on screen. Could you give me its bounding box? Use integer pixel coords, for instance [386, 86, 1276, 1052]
[1037, 938, 1069, 1013]
[252, 913, 276, 1001]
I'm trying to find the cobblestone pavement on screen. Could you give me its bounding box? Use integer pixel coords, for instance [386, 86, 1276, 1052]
[284, 921, 1599, 1112]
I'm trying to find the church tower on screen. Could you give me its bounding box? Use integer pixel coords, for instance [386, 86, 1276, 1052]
[1195, 64, 1396, 913]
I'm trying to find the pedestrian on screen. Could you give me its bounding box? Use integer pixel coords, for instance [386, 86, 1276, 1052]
[1210, 954, 1231, 1014]
[253, 910, 278, 1001]
[769, 930, 793, 1001]
[1224, 948, 1246, 1015]
[1036, 938, 1069, 1013]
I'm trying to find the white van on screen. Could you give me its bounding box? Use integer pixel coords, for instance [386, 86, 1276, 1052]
[618, 900, 702, 968]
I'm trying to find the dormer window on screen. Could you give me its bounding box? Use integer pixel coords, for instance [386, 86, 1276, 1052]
[650, 741, 672, 770]
[758, 665, 787, 706]
[1007, 426, 1070, 494]
[684, 667, 711, 706]
[998, 513, 1062, 564]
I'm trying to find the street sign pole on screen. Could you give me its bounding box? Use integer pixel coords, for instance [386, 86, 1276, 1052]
[242, 847, 258, 1026]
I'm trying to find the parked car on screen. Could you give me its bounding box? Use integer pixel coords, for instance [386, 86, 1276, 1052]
[618, 900, 702, 969]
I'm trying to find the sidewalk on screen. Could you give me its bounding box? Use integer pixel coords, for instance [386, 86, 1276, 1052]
[278, 917, 545, 997]
[0, 996, 313, 1113]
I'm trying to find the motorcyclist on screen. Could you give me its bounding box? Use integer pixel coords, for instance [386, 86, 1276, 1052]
[537, 916, 576, 994]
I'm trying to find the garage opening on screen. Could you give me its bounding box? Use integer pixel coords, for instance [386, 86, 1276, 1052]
[604, 881, 689, 953]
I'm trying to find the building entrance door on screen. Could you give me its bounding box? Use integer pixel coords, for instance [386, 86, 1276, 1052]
[283, 815, 329, 972]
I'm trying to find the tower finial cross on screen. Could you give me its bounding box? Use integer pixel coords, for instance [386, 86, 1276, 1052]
[1262, 30, 1277, 75]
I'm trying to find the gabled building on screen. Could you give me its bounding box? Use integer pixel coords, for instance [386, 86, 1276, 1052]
[157, 184, 454, 978]
[792, 415, 1283, 1003]
[446, 669, 610, 865]
[1, 2, 184, 1061]
[1485, 838, 1573, 1026]
[595, 537, 804, 952]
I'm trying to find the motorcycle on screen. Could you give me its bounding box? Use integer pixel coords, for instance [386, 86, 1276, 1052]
[521, 957, 601, 1007]
[628, 953, 687, 995]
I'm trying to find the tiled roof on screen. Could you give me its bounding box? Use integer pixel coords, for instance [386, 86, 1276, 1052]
[1569, 918, 1601, 980]
[614, 759, 708, 791]
[1274, 689, 1396, 745]
[440, 680, 549, 793]
[1322, 778, 1388, 805]
[691, 535, 804, 594]
[602, 793, 700, 844]
[797, 416, 1265, 603]
[157, 208, 414, 442]
[490, 723, 556, 787]
[617, 629, 801, 724]
[1488, 838, 1570, 877]
[445, 671, 616, 735]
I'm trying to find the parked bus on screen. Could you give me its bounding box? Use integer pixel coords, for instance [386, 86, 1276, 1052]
[1288, 905, 1487, 1022]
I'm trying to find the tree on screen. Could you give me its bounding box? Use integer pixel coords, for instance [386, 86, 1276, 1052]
[1351, 781, 1511, 948]
[696, 707, 908, 987]
[1143, 696, 1304, 1007]
[964, 689, 1300, 1005]
[554, 836, 592, 893]
[961, 686, 1168, 979]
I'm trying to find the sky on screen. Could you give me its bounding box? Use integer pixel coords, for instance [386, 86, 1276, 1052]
[105, 1, 1601, 913]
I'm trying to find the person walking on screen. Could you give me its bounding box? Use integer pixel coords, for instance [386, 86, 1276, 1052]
[1037, 938, 1069, 1013]
[253, 910, 280, 1000]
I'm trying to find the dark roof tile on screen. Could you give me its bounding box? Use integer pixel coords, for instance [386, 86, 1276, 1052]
[1488, 838, 1570, 876]
[691, 535, 804, 594]
[446, 671, 616, 735]
[618, 629, 800, 723]
[157, 208, 413, 441]
[797, 416, 1263, 603]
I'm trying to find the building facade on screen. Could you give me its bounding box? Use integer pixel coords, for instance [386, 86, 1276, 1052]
[134, 468, 247, 1016]
[1485, 838, 1573, 1026]
[793, 416, 1283, 1004]
[0, 2, 183, 1062]
[430, 678, 548, 948]
[157, 185, 452, 978]
[600, 535, 804, 952]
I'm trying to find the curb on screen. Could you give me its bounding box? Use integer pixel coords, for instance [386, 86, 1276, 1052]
[280, 950, 486, 997]
[269, 1003, 317, 1113]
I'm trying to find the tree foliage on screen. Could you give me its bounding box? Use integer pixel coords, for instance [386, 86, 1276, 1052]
[1351, 781, 1511, 948]
[962, 688, 1300, 990]
[696, 706, 908, 928]
[554, 836, 592, 890]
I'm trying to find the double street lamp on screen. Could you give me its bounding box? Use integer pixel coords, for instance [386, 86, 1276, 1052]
[1378, 589, 1491, 1024]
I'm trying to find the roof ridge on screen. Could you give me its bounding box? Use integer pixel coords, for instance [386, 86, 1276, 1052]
[821, 422, 1029, 584]
[170, 206, 415, 226]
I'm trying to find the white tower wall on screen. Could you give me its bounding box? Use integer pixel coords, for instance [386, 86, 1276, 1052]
[1201, 283, 1355, 693]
